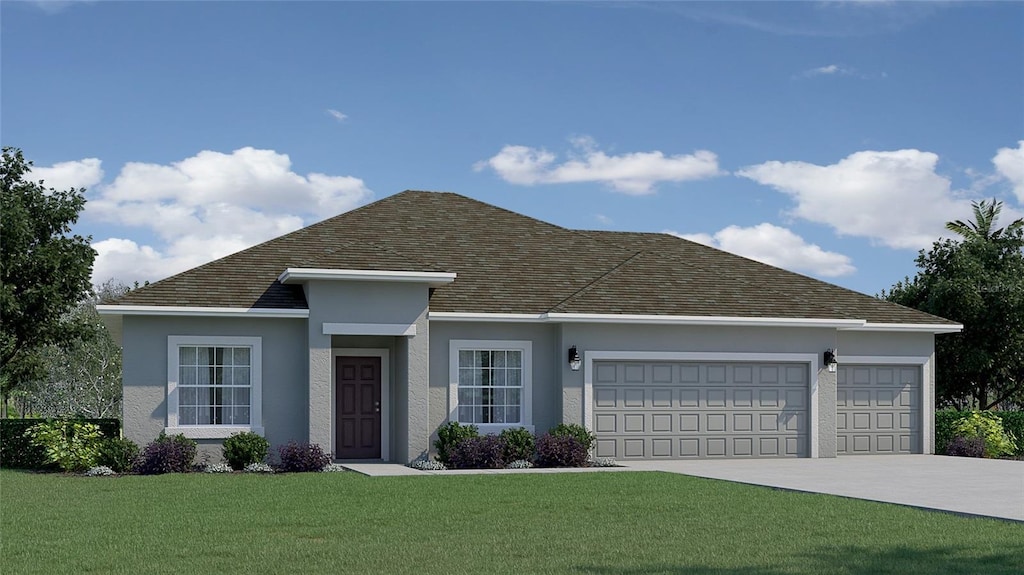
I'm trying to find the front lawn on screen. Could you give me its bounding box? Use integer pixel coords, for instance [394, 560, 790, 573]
[1, 469, 1021, 574]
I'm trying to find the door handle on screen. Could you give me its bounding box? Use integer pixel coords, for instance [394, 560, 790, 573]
[374, 401, 380, 413]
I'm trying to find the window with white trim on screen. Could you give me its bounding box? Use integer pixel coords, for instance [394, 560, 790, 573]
[449, 340, 532, 430]
[167, 336, 263, 438]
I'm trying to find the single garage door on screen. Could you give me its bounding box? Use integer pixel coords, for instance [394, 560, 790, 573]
[592, 361, 808, 459]
[837, 365, 921, 454]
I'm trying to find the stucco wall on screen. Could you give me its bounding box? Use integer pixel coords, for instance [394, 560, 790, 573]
[121, 315, 307, 461]
[427, 322, 560, 447]
[304, 280, 429, 462]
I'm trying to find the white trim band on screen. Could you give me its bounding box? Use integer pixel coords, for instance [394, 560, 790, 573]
[278, 268, 456, 286]
[323, 322, 417, 336]
[840, 323, 963, 333]
[98, 305, 309, 318]
[429, 311, 959, 333]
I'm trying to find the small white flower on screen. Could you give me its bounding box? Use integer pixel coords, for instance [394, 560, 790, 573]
[243, 462, 274, 474]
[204, 463, 234, 474]
[321, 463, 347, 473]
[407, 457, 447, 471]
[85, 466, 115, 476]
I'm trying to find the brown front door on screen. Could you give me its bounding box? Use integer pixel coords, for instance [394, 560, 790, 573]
[336, 356, 381, 459]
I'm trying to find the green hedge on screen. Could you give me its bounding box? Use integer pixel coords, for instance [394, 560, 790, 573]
[935, 410, 1023, 456]
[0, 418, 121, 469]
[999, 411, 1024, 454]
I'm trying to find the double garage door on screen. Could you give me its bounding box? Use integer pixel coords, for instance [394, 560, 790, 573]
[592, 361, 808, 459]
[592, 360, 922, 459]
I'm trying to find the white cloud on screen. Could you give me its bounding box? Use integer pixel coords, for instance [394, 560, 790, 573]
[993, 141, 1024, 203]
[805, 64, 843, 76]
[83, 147, 372, 285]
[327, 109, 348, 123]
[28, 158, 104, 192]
[594, 214, 613, 225]
[737, 149, 971, 249]
[476, 138, 722, 195]
[665, 223, 856, 278]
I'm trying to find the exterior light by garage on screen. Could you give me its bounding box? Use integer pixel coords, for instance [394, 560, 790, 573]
[568, 346, 582, 371]
[824, 348, 838, 373]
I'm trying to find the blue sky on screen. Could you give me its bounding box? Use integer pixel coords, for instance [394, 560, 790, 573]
[3, 1, 1022, 297]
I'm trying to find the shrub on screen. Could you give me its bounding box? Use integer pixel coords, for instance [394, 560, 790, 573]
[204, 462, 233, 474]
[506, 459, 533, 469]
[946, 436, 986, 458]
[96, 437, 139, 473]
[133, 433, 197, 475]
[276, 441, 330, 472]
[408, 457, 446, 471]
[1, 418, 119, 470]
[951, 411, 1017, 458]
[434, 421, 479, 465]
[549, 423, 595, 452]
[499, 427, 535, 462]
[222, 431, 269, 470]
[934, 409, 962, 454]
[24, 420, 103, 472]
[244, 462, 274, 474]
[448, 434, 506, 469]
[85, 466, 115, 477]
[998, 411, 1024, 455]
[534, 433, 588, 468]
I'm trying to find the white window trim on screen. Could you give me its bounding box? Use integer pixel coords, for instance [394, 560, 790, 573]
[166, 336, 263, 439]
[332, 348, 390, 461]
[583, 351, 820, 458]
[841, 355, 932, 455]
[448, 339, 534, 433]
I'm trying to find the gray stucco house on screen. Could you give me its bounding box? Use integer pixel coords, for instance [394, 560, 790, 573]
[98, 191, 961, 463]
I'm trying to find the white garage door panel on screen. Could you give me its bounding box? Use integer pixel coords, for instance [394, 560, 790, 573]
[592, 362, 808, 459]
[837, 365, 920, 455]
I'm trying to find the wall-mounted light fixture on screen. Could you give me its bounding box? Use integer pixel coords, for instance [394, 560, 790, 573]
[568, 345, 582, 371]
[824, 348, 838, 373]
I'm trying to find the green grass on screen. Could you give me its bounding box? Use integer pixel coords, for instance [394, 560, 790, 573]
[2, 469, 1021, 575]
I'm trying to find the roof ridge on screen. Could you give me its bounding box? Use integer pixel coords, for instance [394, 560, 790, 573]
[546, 249, 647, 313]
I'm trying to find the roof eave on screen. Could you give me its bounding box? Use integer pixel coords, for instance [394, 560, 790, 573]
[96, 305, 310, 318]
[277, 267, 456, 287]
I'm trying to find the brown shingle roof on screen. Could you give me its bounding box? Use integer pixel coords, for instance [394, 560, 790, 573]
[115, 191, 954, 325]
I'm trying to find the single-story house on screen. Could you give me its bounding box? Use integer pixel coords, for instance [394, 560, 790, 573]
[98, 191, 961, 463]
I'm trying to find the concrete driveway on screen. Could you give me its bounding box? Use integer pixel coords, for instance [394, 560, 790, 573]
[622, 455, 1024, 522]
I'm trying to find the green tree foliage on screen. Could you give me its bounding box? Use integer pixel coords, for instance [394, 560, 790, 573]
[1, 147, 96, 402]
[884, 199, 1024, 409]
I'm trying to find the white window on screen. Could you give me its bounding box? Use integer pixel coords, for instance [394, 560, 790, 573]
[167, 336, 263, 439]
[449, 340, 532, 432]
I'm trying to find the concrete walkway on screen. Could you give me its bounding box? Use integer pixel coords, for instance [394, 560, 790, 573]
[622, 455, 1024, 522]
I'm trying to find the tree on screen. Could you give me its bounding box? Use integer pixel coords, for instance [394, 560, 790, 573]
[22, 281, 128, 418]
[1, 147, 96, 409]
[884, 199, 1024, 409]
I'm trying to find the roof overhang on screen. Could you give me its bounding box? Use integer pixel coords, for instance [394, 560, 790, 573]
[96, 305, 310, 318]
[428, 312, 963, 333]
[277, 268, 456, 287]
[839, 322, 963, 334]
[95, 306, 311, 346]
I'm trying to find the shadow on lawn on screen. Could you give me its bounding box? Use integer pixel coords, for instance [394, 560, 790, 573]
[575, 544, 1024, 575]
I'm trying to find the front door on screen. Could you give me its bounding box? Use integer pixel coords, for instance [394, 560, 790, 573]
[336, 356, 382, 459]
